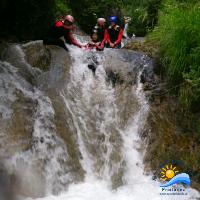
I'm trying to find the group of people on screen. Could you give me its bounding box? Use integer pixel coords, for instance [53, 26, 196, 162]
[87, 16, 124, 50]
[43, 14, 128, 51]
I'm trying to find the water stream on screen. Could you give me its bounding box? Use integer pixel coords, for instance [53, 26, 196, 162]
[0, 42, 199, 200]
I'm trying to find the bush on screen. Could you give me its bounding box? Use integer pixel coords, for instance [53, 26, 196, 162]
[149, 1, 200, 110]
[0, 0, 72, 41]
[55, 0, 72, 17]
[69, 0, 123, 33]
[122, 0, 162, 36]
[0, 0, 162, 40]
[0, 0, 56, 40]
[68, 0, 162, 36]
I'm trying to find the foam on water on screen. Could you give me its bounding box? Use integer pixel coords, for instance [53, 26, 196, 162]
[60, 46, 118, 182]
[29, 169, 199, 200]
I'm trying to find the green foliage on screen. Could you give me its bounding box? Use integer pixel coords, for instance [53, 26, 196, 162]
[69, 0, 123, 33]
[68, 0, 162, 35]
[149, 1, 200, 110]
[122, 4, 148, 36]
[0, 0, 72, 40]
[122, 0, 162, 36]
[0, 0, 162, 39]
[55, 0, 72, 16]
[0, 0, 56, 40]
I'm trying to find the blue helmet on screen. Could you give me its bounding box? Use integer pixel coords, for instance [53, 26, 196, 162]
[109, 16, 118, 23]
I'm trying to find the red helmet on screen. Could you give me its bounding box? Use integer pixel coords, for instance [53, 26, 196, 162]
[64, 15, 74, 23]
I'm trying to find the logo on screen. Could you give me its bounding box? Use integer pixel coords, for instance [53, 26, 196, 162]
[160, 164, 190, 187]
[159, 164, 190, 196]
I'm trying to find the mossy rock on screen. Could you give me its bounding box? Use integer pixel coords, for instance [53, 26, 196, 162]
[22, 41, 51, 71]
[125, 38, 158, 57]
[144, 92, 200, 191]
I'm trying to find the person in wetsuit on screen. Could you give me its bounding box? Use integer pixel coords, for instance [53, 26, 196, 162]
[106, 16, 123, 48]
[86, 32, 104, 51]
[43, 15, 83, 51]
[92, 18, 108, 49]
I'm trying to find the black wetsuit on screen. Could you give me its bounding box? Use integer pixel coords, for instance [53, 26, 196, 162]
[43, 22, 69, 51]
[93, 25, 106, 42]
[107, 25, 123, 48]
[43, 21, 81, 51]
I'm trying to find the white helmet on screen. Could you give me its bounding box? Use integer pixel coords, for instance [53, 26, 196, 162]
[97, 18, 106, 25]
[64, 15, 74, 23]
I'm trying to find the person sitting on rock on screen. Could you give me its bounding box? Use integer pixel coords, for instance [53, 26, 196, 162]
[106, 16, 124, 49]
[86, 32, 104, 51]
[92, 18, 108, 48]
[43, 15, 83, 51]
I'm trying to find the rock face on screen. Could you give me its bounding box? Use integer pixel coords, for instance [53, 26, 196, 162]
[22, 41, 51, 71]
[108, 46, 200, 191]
[140, 58, 200, 190]
[0, 42, 80, 197]
[0, 163, 16, 200]
[3, 40, 199, 199]
[0, 41, 160, 197]
[0, 42, 155, 197]
[104, 49, 155, 86]
[0, 41, 69, 157]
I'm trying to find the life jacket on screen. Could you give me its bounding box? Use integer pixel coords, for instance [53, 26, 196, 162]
[48, 21, 69, 40]
[55, 20, 64, 27]
[107, 25, 121, 43]
[92, 25, 105, 42]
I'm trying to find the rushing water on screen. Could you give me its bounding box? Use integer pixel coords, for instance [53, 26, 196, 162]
[0, 42, 199, 200]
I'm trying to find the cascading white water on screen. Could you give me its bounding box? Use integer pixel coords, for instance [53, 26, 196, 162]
[60, 47, 122, 184]
[0, 42, 199, 200]
[30, 46, 199, 200]
[0, 45, 77, 196]
[0, 60, 72, 196]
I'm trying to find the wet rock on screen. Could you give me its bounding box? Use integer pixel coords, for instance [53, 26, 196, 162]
[106, 70, 124, 86]
[22, 41, 51, 71]
[88, 64, 97, 74]
[125, 37, 158, 57]
[143, 70, 200, 190]
[3, 39, 192, 196]
[104, 49, 154, 86]
[0, 164, 16, 200]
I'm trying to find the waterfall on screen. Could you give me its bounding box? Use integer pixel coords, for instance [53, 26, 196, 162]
[0, 42, 199, 200]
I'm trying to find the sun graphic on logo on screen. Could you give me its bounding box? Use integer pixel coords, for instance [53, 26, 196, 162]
[160, 164, 179, 181]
